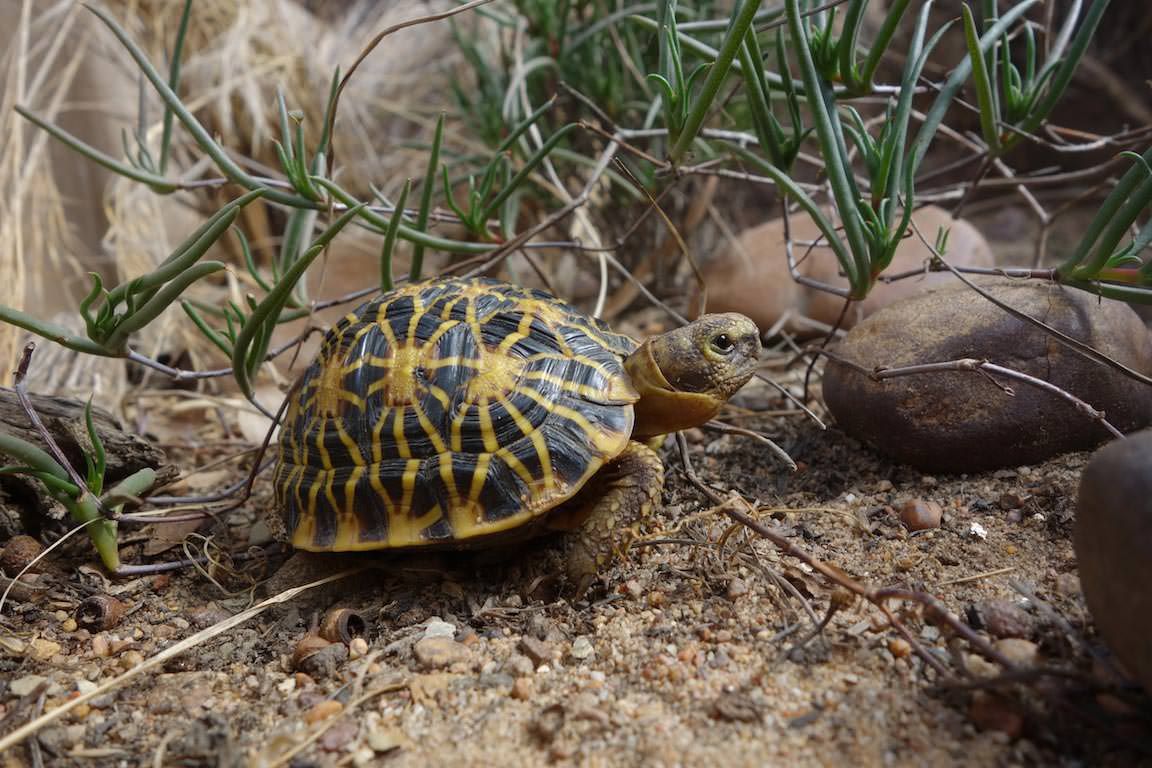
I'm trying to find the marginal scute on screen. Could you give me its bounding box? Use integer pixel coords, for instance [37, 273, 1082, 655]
[273, 277, 640, 551]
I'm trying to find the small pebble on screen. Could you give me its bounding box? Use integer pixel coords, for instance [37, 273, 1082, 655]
[366, 725, 406, 753]
[413, 637, 471, 670]
[967, 691, 1024, 738]
[510, 677, 533, 700]
[995, 638, 1039, 667]
[898, 499, 942, 531]
[61, 618, 77, 633]
[320, 718, 358, 751]
[303, 699, 343, 724]
[0, 535, 44, 574]
[726, 578, 749, 600]
[349, 637, 369, 660]
[0, 636, 25, 655]
[10, 675, 49, 697]
[423, 619, 456, 640]
[711, 691, 762, 723]
[91, 635, 111, 658]
[887, 638, 912, 659]
[570, 637, 594, 661]
[504, 653, 534, 677]
[297, 643, 348, 679]
[518, 637, 554, 667]
[998, 492, 1025, 510]
[29, 639, 62, 661]
[973, 600, 1035, 639]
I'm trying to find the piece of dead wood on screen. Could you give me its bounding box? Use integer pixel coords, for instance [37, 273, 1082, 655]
[0, 388, 176, 536]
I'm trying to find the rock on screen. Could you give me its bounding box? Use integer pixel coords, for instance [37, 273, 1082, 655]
[822, 279, 1152, 472]
[413, 637, 471, 670]
[510, 677, 533, 700]
[366, 724, 408, 753]
[967, 691, 1025, 738]
[348, 637, 369, 660]
[972, 600, 1035, 640]
[28, 638, 61, 661]
[303, 699, 343, 724]
[570, 637, 594, 661]
[319, 718, 358, 751]
[296, 641, 348, 679]
[704, 206, 995, 333]
[422, 619, 456, 640]
[503, 653, 535, 677]
[995, 638, 1039, 667]
[898, 499, 943, 531]
[0, 535, 43, 575]
[518, 637, 554, 667]
[887, 638, 912, 658]
[1075, 431, 1152, 694]
[710, 690, 762, 723]
[10, 674, 49, 697]
[726, 578, 750, 600]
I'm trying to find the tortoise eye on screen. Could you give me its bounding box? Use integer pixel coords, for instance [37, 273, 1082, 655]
[711, 333, 735, 354]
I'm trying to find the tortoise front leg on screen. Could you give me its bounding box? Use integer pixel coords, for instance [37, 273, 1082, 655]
[550, 441, 665, 597]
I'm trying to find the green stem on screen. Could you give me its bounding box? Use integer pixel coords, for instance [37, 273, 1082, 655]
[668, 0, 763, 163]
[313, 178, 491, 254]
[231, 205, 365, 398]
[0, 305, 112, 356]
[729, 145, 851, 270]
[0, 434, 73, 486]
[411, 114, 446, 281]
[1060, 146, 1152, 276]
[786, 0, 867, 293]
[72, 496, 121, 572]
[85, 4, 313, 208]
[857, 0, 913, 89]
[14, 106, 179, 192]
[158, 0, 193, 175]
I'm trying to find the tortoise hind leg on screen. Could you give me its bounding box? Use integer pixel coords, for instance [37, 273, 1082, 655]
[550, 441, 665, 597]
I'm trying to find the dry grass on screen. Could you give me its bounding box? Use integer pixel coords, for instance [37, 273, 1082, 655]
[0, 2, 91, 388]
[1, 0, 461, 398]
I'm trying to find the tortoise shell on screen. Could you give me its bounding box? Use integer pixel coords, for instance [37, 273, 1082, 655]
[273, 277, 642, 551]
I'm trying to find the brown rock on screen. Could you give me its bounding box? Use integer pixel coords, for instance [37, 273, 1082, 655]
[295, 638, 348, 679]
[517, 636, 554, 667]
[510, 677, 533, 700]
[0, 535, 43, 575]
[303, 699, 343, 724]
[1076, 431, 1152, 694]
[898, 499, 943, 531]
[704, 206, 995, 333]
[967, 691, 1025, 738]
[710, 690, 762, 723]
[822, 279, 1152, 472]
[973, 600, 1035, 640]
[994, 638, 1039, 667]
[413, 637, 471, 670]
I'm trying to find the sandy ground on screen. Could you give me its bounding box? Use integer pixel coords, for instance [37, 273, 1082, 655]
[1, 365, 1149, 768]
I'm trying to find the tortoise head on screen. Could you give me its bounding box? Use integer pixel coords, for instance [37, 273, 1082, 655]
[624, 313, 761, 439]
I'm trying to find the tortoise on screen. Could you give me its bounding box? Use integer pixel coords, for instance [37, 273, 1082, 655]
[272, 276, 761, 593]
